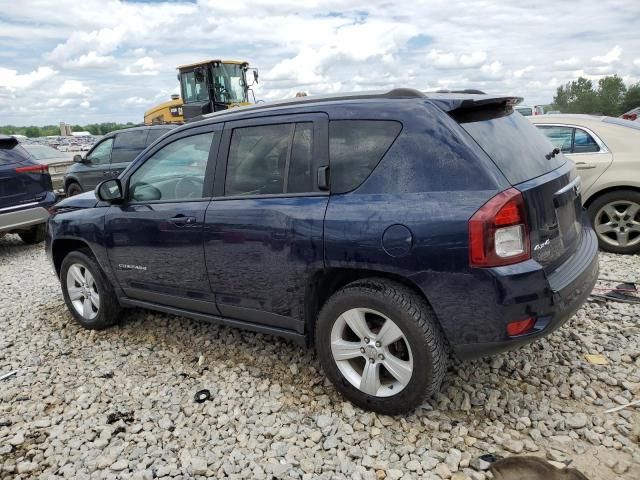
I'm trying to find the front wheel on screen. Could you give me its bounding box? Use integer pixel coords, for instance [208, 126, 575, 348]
[587, 190, 640, 254]
[60, 250, 121, 329]
[66, 182, 83, 197]
[316, 279, 448, 415]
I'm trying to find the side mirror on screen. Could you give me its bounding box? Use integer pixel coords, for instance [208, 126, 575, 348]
[73, 154, 84, 163]
[96, 179, 123, 203]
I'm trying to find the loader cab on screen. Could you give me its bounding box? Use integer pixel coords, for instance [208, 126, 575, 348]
[179, 60, 251, 121]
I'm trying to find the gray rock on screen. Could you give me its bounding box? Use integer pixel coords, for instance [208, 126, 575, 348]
[316, 415, 332, 429]
[565, 413, 588, 429]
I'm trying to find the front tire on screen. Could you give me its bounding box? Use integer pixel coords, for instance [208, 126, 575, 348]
[18, 224, 45, 244]
[587, 190, 640, 254]
[316, 279, 448, 415]
[66, 182, 83, 197]
[60, 249, 121, 329]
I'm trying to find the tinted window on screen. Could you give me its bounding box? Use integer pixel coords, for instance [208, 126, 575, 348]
[225, 123, 316, 196]
[146, 128, 172, 145]
[129, 132, 213, 202]
[0, 140, 23, 165]
[457, 109, 565, 185]
[112, 130, 147, 164]
[573, 128, 600, 153]
[537, 126, 573, 153]
[516, 107, 533, 116]
[288, 123, 314, 193]
[86, 138, 114, 165]
[329, 120, 401, 193]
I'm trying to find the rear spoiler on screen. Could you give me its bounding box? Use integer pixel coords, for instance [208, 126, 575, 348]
[0, 135, 19, 147]
[426, 94, 523, 113]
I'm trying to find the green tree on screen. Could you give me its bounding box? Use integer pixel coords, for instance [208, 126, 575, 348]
[597, 75, 626, 116]
[24, 127, 41, 138]
[620, 82, 640, 114]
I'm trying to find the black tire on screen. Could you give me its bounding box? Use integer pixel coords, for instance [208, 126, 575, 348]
[66, 182, 83, 197]
[316, 278, 448, 415]
[60, 249, 121, 330]
[18, 224, 46, 244]
[587, 190, 640, 255]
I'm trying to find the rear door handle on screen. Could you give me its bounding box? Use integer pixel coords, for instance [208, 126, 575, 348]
[575, 162, 596, 170]
[170, 215, 196, 226]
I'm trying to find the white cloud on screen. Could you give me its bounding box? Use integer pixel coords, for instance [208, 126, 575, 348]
[554, 56, 580, 67]
[592, 46, 622, 65]
[65, 51, 116, 69]
[122, 56, 159, 76]
[460, 51, 487, 67]
[514, 65, 535, 78]
[0, 66, 58, 92]
[57, 80, 91, 98]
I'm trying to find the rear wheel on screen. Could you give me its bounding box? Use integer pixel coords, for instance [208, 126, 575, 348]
[18, 224, 45, 244]
[316, 279, 448, 415]
[66, 182, 83, 197]
[587, 190, 640, 254]
[60, 249, 121, 329]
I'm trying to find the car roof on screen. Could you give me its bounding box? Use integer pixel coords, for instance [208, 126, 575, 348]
[185, 88, 522, 128]
[104, 124, 176, 138]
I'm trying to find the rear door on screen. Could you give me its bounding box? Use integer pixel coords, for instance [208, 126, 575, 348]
[108, 130, 148, 179]
[536, 124, 613, 196]
[457, 109, 583, 270]
[204, 113, 329, 333]
[0, 138, 51, 210]
[105, 125, 221, 313]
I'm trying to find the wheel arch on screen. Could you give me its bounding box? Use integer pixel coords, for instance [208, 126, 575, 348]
[51, 238, 95, 277]
[584, 185, 640, 208]
[304, 267, 438, 347]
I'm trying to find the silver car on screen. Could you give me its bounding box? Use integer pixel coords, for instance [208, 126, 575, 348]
[531, 114, 640, 254]
[21, 144, 74, 193]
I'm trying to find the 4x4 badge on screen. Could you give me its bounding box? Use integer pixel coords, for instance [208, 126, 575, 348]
[533, 239, 551, 251]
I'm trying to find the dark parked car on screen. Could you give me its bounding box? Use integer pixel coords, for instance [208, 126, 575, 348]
[46, 89, 598, 414]
[1, 136, 56, 244]
[21, 143, 74, 192]
[64, 125, 175, 196]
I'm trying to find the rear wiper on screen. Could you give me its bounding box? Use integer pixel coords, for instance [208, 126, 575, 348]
[545, 147, 560, 160]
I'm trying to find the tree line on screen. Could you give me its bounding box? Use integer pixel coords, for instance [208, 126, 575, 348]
[551, 75, 640, 116]
[0, 122, 137, 138]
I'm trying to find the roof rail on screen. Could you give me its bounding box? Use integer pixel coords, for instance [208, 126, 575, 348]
[201, 88, 426, 120]
[434, 89, 486, 95]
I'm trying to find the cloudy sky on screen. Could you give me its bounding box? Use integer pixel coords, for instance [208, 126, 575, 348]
[0, 0, 638, 126]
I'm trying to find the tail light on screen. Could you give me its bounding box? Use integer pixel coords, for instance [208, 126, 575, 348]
[469, 187, 530, 267]
[507, 317, 536, 336]
[15, 164, 49, 174]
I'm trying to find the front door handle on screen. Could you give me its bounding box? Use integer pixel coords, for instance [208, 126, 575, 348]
[170, 215, 196, 226]
[575, 162, 596, 170]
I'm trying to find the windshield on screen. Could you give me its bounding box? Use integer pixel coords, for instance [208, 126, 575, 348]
[212, 63, 248, 104]
[181, 70, 210, 103]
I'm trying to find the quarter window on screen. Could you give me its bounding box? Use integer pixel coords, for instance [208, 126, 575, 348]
[225, 122, 315, 196]
[86, 138, 114, 165]
[129, 132, 214, 202]
[573, 128, 600, 153]
[329, 120, 402, 193]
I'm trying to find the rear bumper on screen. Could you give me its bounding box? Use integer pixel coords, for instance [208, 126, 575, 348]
[0, 192, 56, 233]
[453, 215, 599, 360]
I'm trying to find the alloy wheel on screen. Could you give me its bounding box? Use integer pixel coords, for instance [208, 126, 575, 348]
[66, 263, 100, 320]
[330, 308, 413, 397]
[594, 200, 640, 248]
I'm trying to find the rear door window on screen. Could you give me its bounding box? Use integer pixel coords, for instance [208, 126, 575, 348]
[146, 128, 172, 146]
[537, 126, 573, 153]
[456, 108, 565, 185]
[329, 120, 402, 193]
[225, 122, 316, 196]
[112, 130, 147, 164]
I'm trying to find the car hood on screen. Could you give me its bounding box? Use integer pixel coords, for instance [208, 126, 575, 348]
[56, 191, 101, 209]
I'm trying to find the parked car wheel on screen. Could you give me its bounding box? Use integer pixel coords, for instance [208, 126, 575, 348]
[18, 224, 46, 244]
[66, 182, 83, 197]
[60, 249, 121, 329]
[316, 279, 448, 415]
[587, 190, 640, 254]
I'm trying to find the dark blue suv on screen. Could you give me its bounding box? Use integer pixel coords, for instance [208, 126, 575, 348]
[46, 89, 598, 414]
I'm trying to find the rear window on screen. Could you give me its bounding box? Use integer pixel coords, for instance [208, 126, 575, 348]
[0, 140, 24, 165]
[329, 120, 402, 193]
[456, 108, 565, 185]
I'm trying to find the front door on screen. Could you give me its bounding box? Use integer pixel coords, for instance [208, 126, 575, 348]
[204, 114, 329, 333]
[105, 126, 220, 313]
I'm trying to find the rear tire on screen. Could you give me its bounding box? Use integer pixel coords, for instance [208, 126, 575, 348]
[66, 182, 83, 197]
[316, 278, 448, 415]
[60, 249, 121, 330]
[587, 190, 640, 255]
[18, 224, 46, 244]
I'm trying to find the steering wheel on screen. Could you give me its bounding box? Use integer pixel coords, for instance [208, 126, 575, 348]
[174, 176, 204, 199]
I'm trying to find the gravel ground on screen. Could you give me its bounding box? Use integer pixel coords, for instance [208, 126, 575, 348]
[1, 235, 639, 480]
